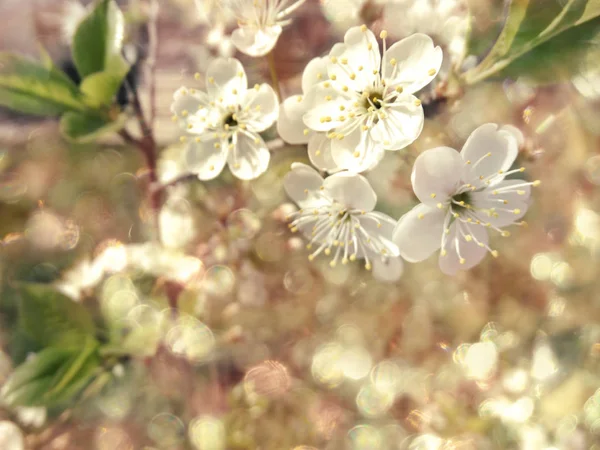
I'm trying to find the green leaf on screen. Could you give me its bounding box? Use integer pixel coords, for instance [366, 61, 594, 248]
[464, 0, 506, 59]
[1, 348, 73, 406]
[0, 53, 88, 116]
[80, 71, 123, 106]
[463, 0, 600, 84]
[1, 340, 102, 407]
[499, 17, 600, 82]
[18, 284, 96, 348]
[72, 0, 129, 79]
[60, 111, 127, 142]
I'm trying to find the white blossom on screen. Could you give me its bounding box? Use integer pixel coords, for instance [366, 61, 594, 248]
[16, 407, 46, 428]
[384, 0, 468, 67]
[0, 421, 24, 450]
[393, 123, 538, 275]
[225, 0, 306, 57]
[278, 26, 442, 173]
[283, 163, 403, 279]
[171, 58, 278, 181]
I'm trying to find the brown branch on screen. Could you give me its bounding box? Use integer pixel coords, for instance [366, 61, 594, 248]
[147, 0, 159, 128]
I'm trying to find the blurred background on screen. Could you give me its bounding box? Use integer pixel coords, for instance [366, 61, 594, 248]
[1, 0, 600, 449]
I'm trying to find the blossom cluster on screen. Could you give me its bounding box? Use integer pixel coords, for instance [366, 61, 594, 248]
[169, 3, 539, 280]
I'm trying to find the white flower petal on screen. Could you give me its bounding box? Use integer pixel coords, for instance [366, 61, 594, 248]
[242, 83, 279, 132]
[231, 25, 282, 57]
[393, 203, 445, 262]
[330, 126, 384, 173]
[323, 171, 377, 211]
[185, 135, 228, 180]
[358, 211, 400, 257]
[471, 180, 531, 227]
[171, 87, 210, 130]
[308, 133, 339, 172]
[370, 94, 424, 150]
[372, 256, 404, 283]
[500, 124, 525, 148]
[0, 421, 25, 450]
[438, 221, 488, 275]
[411, 146, 464, 206]
[382, 33, 443, 94]
[206, 58, 248, 102]
[283, 162, 325, 206]
[278, 95, 311, 144]
[302, 83, 352, 131]
[327, 26, 380, 91]
[228, 132, 270, 180]
[460, 123, 519, 184]
[302, 56, 329, 94]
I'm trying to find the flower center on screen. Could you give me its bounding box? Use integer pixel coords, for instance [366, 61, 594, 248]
[363, 90, 384, 110]
[222, 112, 238, 129]
[451, 191, 471, 214]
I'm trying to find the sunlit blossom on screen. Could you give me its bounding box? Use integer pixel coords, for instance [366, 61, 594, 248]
[278, 26, 442, 173]
[171, 58, 278, 180]
[283, 163, 402, 279]
[393, 123, 538, 275]
[225, 0, 306, 57]
[0, 421, 24, 450]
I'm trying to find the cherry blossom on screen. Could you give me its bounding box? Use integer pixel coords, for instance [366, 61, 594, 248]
[283, 163, 402, 280]
[171, 58, 278, 180]
[393, 124, 538, 275]
[226, 0, 306, 57]
[278, 26, 442, 173]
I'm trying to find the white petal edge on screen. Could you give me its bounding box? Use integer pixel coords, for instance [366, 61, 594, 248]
[277, 95, 311, 144]
[308, 133, 339, 172]
[283, 162, 324, 206]
[205, 58, 248, 102]
[227, 132, 270, 180]
[438, 221, 488, 275]
[185, 135, 228, 180]
[460, 123, 519, 184]
[372, 256, 404, 283]
[231, 25, 282, 57]
[411, 146, 464, 206]
[242, 83, 279, 132]
[382, 33, 443, 94]
[323, 171, 377, 211]
[393, 203, 445, 262]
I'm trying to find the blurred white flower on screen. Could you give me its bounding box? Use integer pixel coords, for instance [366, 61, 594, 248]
[61, 0, 88, 44]
[55, 257, 107, 301]
[126, 243, 203, 284]
[384, 0, 468, 66]
[277, 56, 341, 173]
[321, 0, 384, 34]
[278, 26, 442, 173]
[283, 163, 402, 280]
[0, 421, 24, 450]
[393, 123, 537, 275]
[16, 406, 46, 428]
[171, 58, 278, 180]
[225, 0, 306, 57]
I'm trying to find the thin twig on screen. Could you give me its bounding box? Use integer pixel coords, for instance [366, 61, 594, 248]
[153, 173, 198, 193]
[266, 51, 282, 101]
[147, 0, 159, 128]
